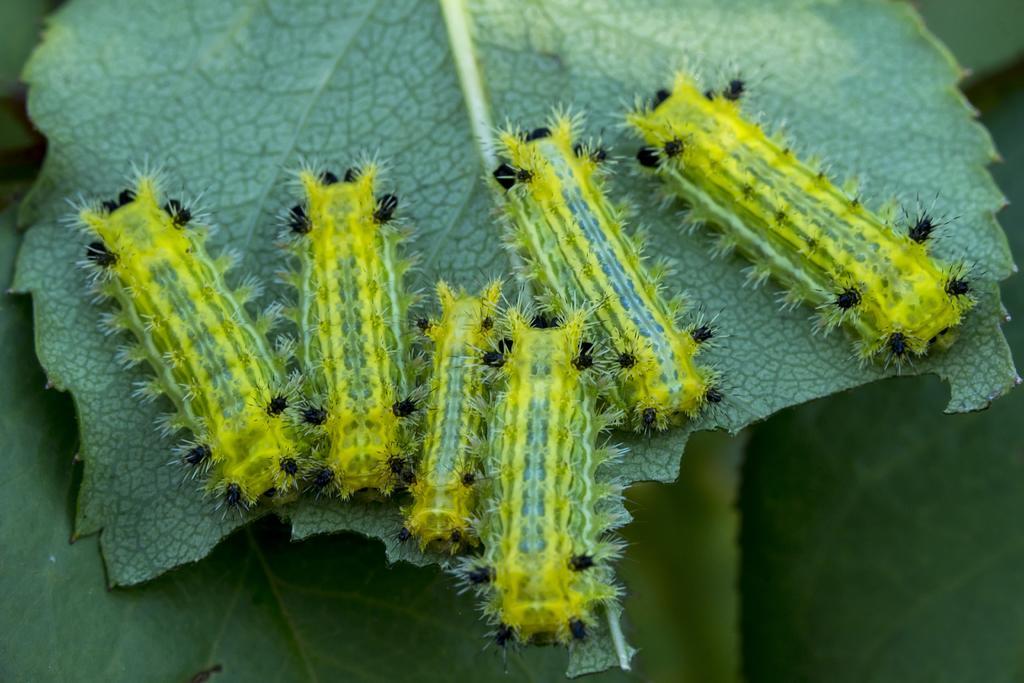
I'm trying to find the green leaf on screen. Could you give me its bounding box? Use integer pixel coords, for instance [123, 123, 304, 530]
[12, 0, 1015, 617]
[738, 82, 1024, 682]
[0, 206, 639, 682]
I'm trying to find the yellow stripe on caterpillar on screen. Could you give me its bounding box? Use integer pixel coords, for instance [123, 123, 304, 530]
[286, 163, 414, 497]
[463, 307, 624, 646]
[79, 175, 302, 509]
[493, 112, 717, 431]
[403, 280, 502, 551]
[628, 72, 974, 361]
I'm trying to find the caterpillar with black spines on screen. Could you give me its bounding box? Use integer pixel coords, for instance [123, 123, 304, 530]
[627, 71, 974, 362]
[281, 162, 416, 497]
[402, 280, 502, 551]
[76, 172, 302, 509]
[491, 111, 718, 431]
[459, 306, 625, 647]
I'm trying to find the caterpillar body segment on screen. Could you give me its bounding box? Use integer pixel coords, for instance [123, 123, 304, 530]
[627, 72, 974, 360]
[493, 113, 714, 430]
[465, 309, 623, 645]
[78, 175, 301, 507]
[287, 165, 415, 497]
[403, 281, 502, 551]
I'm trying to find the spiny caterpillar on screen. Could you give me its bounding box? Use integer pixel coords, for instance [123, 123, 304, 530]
[627, 72, 974, 360]
[283, 163, 415, 497]
[492, 113, 717, 431]
[461, 308, 624, 646]
[77, 175, 301, 508]
[402, 280, 502, 551]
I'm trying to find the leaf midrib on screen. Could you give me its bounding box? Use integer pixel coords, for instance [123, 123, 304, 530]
[440, 0, 497, 171]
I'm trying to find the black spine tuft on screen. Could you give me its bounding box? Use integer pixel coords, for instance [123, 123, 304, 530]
[909, 214, 936, 243]
[573, 341, 594, 370]
[288, 205, 311, 235]
[313, 467, 334, 489]
[387, 456, 416, 487]
[530, 314, 559, 329]
[85, 241, 117, 268]
[493, 163, 518, 190]
[569, 554, 595, 571]
[642, 407, 657, 428]
[374, 193, 399, 224]
[691, 325, 714, 344]
[388, 455, 407, 475]
[525, 127, 551, 141]
[301, 406, 327, 425]
[946, 277, 970, 297]
[164, 199, 192, 228]
[569, 618, 587, 641]
[224, 483, 242, 508]
[888, 332, 908, 357]
[184, 444, 211, 466]
[835, 288, 861, 310]
[482, 350, 505, 368]
[468, 566, 495, 584]
[392, 397, 418, 418]
[663, 138, 684, 158]
[495, 624, 514, 647]
[266, 395, 288, 416]
[722, 79, 745, 101]
[636, 146, 661, 168]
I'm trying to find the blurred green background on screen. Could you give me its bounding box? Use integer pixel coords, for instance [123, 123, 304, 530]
[0, 0, 1021, 681]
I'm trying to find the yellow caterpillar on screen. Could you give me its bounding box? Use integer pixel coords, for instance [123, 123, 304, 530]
[461, 308, 624, 646]
[78, 175, 301, 508]
[628, 71, 974, 360]
[402, 281, 501, 551]
[492, 113, 717, 431]
[283, 164, 414, 497]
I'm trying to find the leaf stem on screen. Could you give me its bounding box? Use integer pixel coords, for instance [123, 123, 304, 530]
[440, 0, 497, 169]
[606, 604, 632, 671]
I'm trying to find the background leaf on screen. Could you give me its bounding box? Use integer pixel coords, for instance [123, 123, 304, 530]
[738, 77, 1024, 681]
[619, 432, 744, 683]
[9, 0, 1016, 644]
[0, 0, 49, 205]
[916, 0, 1024, 81]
